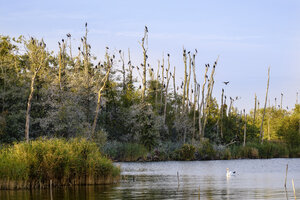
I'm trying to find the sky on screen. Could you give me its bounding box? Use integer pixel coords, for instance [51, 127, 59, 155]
[1, 0, 299, 112]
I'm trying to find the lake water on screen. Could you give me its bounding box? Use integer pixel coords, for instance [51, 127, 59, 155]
[1, 159, 299, 199]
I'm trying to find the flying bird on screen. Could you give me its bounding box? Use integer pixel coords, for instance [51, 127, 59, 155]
[223, 81, 229, 85]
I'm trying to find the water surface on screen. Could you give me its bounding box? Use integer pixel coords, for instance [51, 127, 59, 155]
[1, 159, 299, 199]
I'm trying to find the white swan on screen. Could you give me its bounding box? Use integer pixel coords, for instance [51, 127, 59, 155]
[226, 168, 236, 177]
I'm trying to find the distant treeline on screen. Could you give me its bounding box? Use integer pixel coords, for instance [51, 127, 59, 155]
[0, 25, 299, 160]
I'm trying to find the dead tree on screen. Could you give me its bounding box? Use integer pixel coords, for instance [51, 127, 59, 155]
[127, 48, 133, 86]
[140, 26, 148, 102]
[198, 64, 209, 138]
[192, 53, 197, 141]
[253, 94, 257, 125]
[186, 52, 192, 111]
[58, 39, 66, 90]
[182, 49, 187, 111]
[119, 50, 126, 94]
[220, 88, 225, 138]
[160, 55, 165, 105]
[91, 56, 112, 139]
[163, 55, 171, 123]
[25, 38, 46, 142]
[155, 60, 160, 107]
[202, 57, 218, 137]
[172, 66, 177, 112]
[260, 67, 270, 143]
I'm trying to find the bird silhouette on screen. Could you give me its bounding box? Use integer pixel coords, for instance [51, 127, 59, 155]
[167, 53, 170, 57]
[195, 49, 198, 53]
[85, 22, 87, 27]
[145, 26, 148, 32]
[66, 33, 71, 38]
[223, 81, 229, 85]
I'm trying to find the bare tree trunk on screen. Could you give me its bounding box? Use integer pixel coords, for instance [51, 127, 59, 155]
[119, 50, 126, 94]
[160, 55, 165, 105]
[25, 71, 38, 142]
[91, 62, 112, 139]
[155, 60, 160, 107]
[163, 55, 171, 123]
[253, 94, 257, 125]
[186, 53, 192, 112]
[202, 57, 218, 136]
[172, 66, 177, 112]
[260, 67, 270, 143]
[182, 49, 187, 112]
[192, 53, 197, 142]
[128, 48, 133, 85]
[243, 110, 247, 147]
[228, 97, 234, 116]
[198, 65, 209, 138]
[220, 88, 224, 138]
[140, 27, 148, 102]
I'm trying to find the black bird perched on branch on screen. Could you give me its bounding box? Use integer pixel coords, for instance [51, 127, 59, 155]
[119, 50, 121, 53]
[85, 22, 87, 27]
[78, 47, 80, 51]
[167, 53, 170, 57]
[223, 81, 229, 85]
[66, 33, 71, 38]
[62, 39, 64, 43]
[145, 26, 148, 32]
[195, 49, 198, 53]
[139, 85, 141, 89]
[58, 41, 61, 46]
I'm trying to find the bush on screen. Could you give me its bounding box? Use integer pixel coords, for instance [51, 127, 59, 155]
[103, 141, 147, 161]
[0, 138, 120, 189]
[172, 144, 196, 161]
[197, 140, 216, 160]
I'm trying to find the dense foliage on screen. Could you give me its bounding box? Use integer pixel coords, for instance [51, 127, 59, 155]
[0, 138, 120, 188]
[0, 26, 299, 160]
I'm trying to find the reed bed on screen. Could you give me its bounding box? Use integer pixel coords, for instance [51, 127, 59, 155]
[0, 138, 120, 189]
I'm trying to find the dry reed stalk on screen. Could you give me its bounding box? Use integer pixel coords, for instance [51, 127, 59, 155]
[292, 179, 296, 200]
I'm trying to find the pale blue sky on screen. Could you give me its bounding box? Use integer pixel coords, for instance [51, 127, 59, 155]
[1, 0, 299, 111]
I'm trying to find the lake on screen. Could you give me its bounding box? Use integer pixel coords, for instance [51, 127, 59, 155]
[1, 159, 299, 199]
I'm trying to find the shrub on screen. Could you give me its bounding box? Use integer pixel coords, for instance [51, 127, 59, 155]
[197, 140, 216, 160]
[103, 141, 147, 161]
[0, 138, 120, 189]
[172, 144, 196, 161]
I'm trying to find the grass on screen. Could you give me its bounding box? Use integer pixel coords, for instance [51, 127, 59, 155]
[0, 138, 120, 189]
